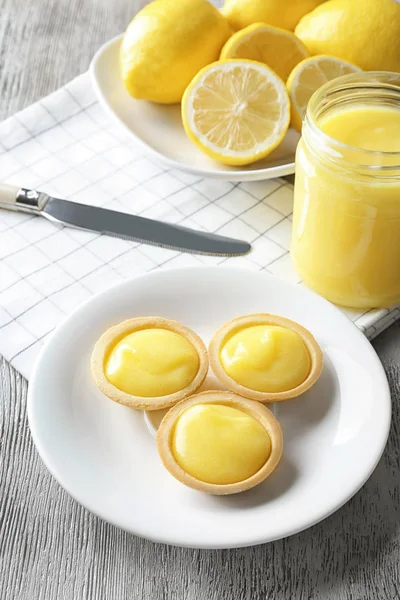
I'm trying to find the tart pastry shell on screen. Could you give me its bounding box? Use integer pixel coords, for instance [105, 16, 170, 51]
[209, 313, 323, 402]
[91, 316, 208, 411]
[156, 390, 283, 495]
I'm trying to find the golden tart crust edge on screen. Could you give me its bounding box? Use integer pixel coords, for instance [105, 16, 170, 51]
[91, 316, 209, 411]
[208, 313, 323, 403]
[156, 390, 283, 495]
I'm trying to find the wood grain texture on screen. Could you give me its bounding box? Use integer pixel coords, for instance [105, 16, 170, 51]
[0, 0, 399, 597]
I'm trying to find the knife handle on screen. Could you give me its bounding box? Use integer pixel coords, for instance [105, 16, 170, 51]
[0, 184, 49, 214]
[0, 183, 20, 211]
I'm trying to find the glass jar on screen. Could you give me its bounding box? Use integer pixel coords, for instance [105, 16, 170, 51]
[291, 72, 400, 308]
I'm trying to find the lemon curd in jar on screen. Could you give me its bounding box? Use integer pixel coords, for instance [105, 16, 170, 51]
[291, 73, 400, 308]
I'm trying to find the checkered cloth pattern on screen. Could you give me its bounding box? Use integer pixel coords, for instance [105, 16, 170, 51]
[0, 73, 399, 380]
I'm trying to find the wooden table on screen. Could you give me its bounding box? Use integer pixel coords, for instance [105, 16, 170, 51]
[1, 1, 399, 598]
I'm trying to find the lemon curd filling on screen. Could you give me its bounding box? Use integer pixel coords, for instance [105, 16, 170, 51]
[320, 106, 400, 153]
[220, 325, 311, 393]
[105, 328, 199, 397]
[171, 404, 271, 485]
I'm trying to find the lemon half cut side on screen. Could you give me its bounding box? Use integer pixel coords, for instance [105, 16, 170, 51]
[286, 55, 362, 131]
[182, 59, 290, 166]
[220, 23, 309, 82]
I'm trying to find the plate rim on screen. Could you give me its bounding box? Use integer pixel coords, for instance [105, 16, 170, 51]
[27, 266, 392, 549]
[89, 35, 297, 182]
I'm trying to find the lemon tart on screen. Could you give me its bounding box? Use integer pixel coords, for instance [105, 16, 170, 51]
[157, 391, 283, 495]
[209, 314, 323, 402]
[91, 317, 208, 410]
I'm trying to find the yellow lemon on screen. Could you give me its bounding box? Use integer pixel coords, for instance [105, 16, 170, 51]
[222, 0, 327, 32]
[181, 59, 290, 166]
[295, 0, 400, 72]
[120, 0, 232, 104]
[220, 23, 309, 82]
[287, 55, 361, 131]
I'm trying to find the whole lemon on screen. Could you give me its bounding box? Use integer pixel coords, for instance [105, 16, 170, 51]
[120, 0, 232, 104]
[295, 0, 400, 71]
[221, 0, 327, 31]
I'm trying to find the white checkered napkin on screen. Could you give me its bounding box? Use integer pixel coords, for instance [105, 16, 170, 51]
[0, 73, 399, 380]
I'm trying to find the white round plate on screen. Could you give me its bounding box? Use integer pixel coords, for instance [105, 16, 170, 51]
[28, 267, 391, 549]
[90, 36, 300, 182]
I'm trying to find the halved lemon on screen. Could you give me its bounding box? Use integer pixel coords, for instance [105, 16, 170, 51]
[286, 55, 362, 131]
[181, 59, 290, 166]
[220, 23, 309, 83]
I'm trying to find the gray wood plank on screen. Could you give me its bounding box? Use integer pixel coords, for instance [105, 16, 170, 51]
[0, 0, 135, 120]
[0, 0, 399, 597]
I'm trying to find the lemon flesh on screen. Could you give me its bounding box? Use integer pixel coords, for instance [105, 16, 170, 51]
[182, 59, 290, 166]
[172, 404, 271, 485]
[105, 329, 199, 397]
[221, 23, 309, 82]
[220, 325, 311, 393]
[286, 55, 361, 131]
[120, 0, 232, 104]
[222, 0, 326, 32]
[295, 0, 400, 72]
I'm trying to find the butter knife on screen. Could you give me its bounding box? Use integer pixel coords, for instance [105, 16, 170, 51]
[0, 184, 250, 256]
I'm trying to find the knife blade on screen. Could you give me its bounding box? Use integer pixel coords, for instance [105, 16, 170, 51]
[0, 184, 251, 256]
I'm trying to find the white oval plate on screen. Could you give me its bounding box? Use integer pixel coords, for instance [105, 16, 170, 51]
[90, 36, 300, 182]
[28, 267, 391, 549]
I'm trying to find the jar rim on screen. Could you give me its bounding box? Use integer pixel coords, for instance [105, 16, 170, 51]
[306, 71, 400, 163]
